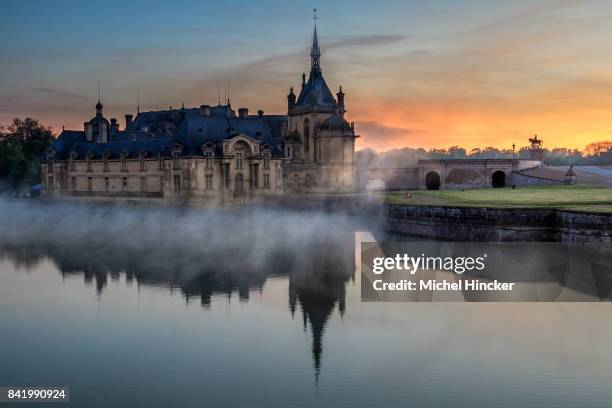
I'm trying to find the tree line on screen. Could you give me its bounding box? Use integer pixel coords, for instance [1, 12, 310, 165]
[357, 142, 612, 169]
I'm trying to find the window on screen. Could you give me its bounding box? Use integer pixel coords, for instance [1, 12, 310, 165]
[305, 174, 312, 188]
[70, 152, 76, 172]
[104, 177, 109, 192]
[263, 173, 270, 189]
[204, 151, 213, 169]
[48, 176, 54, 191]
[47, 162, 53, 173]
[139, 151, 146, 171]
[103, 152, 110, 172]
[87, 154, 93, 172]
[122, 177, 128, 191]
[251, 164, 259, 189]
[172, 152, 180, 170]
[87, 177, 92, 192]
[285, 146, 292, 159]
[140, 177, 146, 192]
[205, 174, 213, 190]
[263, 152, 270, 170]
[71, 177, 76, 191]
[236, 152, 243, 170]
[121, 151, 128, 172]
[303, 119, 310, 152]
[173, 174, 181, 193]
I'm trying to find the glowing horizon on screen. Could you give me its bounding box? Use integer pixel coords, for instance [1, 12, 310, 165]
[2, 0, 612, 152]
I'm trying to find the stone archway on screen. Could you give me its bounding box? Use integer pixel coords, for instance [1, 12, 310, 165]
[234, 173, 245, 197]
[492, 170, 506, 188]
[425, 171, 441, 190]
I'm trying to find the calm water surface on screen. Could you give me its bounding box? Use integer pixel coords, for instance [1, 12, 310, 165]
[1, 202, 612, 407]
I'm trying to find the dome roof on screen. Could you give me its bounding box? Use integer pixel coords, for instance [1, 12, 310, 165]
[319, 115, 352, 131]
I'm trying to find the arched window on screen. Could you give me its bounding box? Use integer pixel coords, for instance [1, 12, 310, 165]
[303, 119, 310, 152]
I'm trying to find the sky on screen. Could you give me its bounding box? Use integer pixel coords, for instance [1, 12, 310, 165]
[2, 0, 612, 151]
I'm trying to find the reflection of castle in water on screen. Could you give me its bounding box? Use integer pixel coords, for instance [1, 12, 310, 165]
[0, 208, 356, 381]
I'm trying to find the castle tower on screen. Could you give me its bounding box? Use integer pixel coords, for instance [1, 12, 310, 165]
[283, 12, 357, 192]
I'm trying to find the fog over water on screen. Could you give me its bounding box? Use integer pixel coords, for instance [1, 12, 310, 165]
[2, 200, 612, 408]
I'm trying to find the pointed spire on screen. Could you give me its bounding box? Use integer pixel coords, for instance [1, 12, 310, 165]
[310, 9, 321, 72]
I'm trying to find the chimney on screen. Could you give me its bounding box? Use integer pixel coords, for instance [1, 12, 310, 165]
[110, 118, 119, 132]
[200, 104, 211, 116]
[124, 114, 133, 128]
[238, 108, 249, 118]
[258, 109, 264, 117]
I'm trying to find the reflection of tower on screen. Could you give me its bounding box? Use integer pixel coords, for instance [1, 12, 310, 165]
[528, 134, 544, 163]
[289, 272, 347, 383]
[287, 229, 354, 384]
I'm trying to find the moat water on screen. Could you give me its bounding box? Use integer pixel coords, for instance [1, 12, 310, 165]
[1, 201, 612, 407]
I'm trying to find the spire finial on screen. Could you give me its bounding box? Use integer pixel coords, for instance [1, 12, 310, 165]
[310, 9, 321, 72]
[137, 87, 140, 114]
[97, 80, 101, 103]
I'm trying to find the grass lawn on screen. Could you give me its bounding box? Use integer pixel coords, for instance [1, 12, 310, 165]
[384, 185, 612, 213]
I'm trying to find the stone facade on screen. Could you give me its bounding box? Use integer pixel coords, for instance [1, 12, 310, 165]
[41, 22, 357, 204]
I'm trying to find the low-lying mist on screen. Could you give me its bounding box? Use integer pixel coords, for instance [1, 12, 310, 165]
[0, 200, 377, 298]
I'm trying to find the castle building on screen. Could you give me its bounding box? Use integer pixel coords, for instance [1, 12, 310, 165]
[41, 21, 358, 204]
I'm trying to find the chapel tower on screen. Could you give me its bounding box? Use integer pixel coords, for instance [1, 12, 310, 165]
[284, 12, 357, 192]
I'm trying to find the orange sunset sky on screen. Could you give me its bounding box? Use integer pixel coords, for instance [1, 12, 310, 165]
[2, 0, 612, 152]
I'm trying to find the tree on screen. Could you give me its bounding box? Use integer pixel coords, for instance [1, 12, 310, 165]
[0, 118, 54, 193]
[584, 141, 612, 157]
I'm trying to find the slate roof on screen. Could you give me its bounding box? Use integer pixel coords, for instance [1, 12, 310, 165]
[47, 105, 286, 160]
[294, 71, 337, 113]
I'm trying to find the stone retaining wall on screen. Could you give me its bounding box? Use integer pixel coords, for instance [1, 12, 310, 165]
[385, 204, 612, 243]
